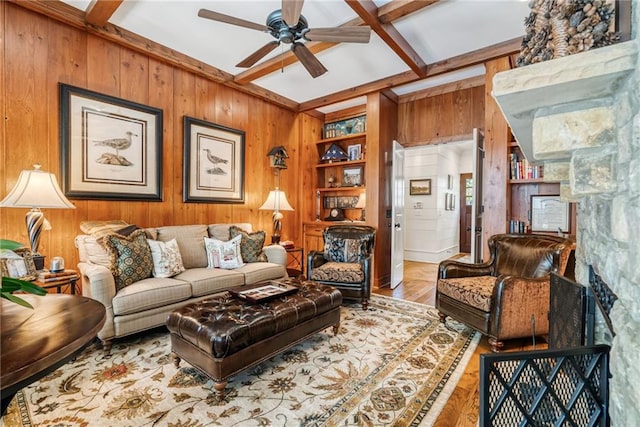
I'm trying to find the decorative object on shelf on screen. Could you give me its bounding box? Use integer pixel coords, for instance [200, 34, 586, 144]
[0, 164, 76, 269]
[342, 165, 364, 187]
[49, 256, 65, 273]
[409, 178, 431, 195]
[59, 83, 163, 201]
[348, 144, 362, 161]
[517, 0, 620, 66]
[267, 146, 289, 169]
[183, 116, 245, 203]
[325, 207, 345, 221]
[355, 192, 366, 221]
[323, 115, 366, 138]
[327, 175, 337, 188]
[315, 190, 321, 221]
[321, 143, 348, 163]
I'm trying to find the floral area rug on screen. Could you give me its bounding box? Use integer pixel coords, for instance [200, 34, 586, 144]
[3, 295, 479, 427]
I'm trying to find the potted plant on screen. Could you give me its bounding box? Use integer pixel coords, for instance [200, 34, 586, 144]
[1, 239, 46, 308]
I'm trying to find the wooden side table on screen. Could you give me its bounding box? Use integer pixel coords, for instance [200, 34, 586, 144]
[34, 274, 79, 294]
[285, 247, 304, 278]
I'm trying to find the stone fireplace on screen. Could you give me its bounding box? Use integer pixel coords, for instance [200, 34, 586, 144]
[491, 4, 639, 424]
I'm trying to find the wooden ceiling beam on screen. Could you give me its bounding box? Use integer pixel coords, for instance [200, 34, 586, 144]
[85, 0, 123, 27]
[377, 0, 440, 24]
[346, 0, 427, 78]
[9, 0, 300, 111]
[299, 37, 522, 111]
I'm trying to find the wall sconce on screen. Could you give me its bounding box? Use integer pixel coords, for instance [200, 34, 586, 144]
[1, 164, 75, 268]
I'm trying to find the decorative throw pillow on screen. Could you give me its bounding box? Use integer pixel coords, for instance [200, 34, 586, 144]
[204, 235, 244, 269]
[147, 238, 185, 278]
[104, 229, 153, 291]
[229, 226, 268, 263]
[323, 234, 366, 263]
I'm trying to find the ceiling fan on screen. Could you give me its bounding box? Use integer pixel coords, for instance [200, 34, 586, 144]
[198, 0, 371, 78]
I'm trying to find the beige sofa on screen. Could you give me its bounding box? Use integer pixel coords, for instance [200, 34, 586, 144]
[75, 223, 287, 351]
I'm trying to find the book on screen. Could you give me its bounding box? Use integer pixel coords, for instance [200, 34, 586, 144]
[37, 269, 78, 280]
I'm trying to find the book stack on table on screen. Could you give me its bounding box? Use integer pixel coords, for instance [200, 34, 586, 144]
[37, 269, 79, 283]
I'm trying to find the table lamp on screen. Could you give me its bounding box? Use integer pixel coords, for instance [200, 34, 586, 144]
[0, 164, 75, 267]
[355, 192, 366, 221]
[259, 189, 294, 244]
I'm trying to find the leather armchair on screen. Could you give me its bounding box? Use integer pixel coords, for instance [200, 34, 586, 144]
[307, 225, 376, 310]
[436, 234, 574, 352]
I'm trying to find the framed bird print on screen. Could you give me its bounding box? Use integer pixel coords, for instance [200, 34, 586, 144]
[183, 116, 245, 203]
[59, 83, 163, 200]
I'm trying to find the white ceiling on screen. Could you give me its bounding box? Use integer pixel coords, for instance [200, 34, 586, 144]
[60, 0, 530, 111]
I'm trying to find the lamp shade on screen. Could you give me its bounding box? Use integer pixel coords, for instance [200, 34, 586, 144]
[355, 192, 366, 208]
[1, 165, 75, 209]
[259, 190, 294, 212]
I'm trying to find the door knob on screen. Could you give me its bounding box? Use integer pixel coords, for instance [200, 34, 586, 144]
[394, 223, 401, 229]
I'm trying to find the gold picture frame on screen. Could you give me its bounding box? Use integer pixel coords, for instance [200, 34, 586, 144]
[1, 249, 37, 280]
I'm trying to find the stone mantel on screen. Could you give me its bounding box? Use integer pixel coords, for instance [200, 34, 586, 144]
[491, 41, 637, 166]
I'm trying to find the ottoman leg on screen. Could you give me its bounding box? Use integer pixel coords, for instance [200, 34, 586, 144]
[332, 321, 340, 335]
[213, 380, 227, 398]
[172, 353, 181, 368]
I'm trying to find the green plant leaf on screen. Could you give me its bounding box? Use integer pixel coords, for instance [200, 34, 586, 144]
[0, 239, 25, 251]
[17, 280, 47, 296]
[1, 292, 35, 309]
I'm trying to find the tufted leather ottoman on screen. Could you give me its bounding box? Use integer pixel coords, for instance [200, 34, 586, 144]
[167, 279, 342, 398]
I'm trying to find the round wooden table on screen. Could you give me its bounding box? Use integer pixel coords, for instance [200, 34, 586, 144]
[0, 294, 106, 414]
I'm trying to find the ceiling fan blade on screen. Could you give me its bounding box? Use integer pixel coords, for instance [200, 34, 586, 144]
[291, 42, 327, 78]
[282, 0, 304, 27]
[304, 27, 372, 43]
[198, 8, 270, 32]
[236, 41, 280, 68]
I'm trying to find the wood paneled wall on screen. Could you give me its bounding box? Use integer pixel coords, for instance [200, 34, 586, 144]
[397, 86, 485, 146]
[0, 3, 301, 276]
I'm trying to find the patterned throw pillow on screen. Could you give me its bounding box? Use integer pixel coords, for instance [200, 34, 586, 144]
[204, 235, 244, 269]
[323, 234, 366, 263]
[104, 229, 153, 291]
[229, 226, 268, 263]
[147, 238, 185, 278]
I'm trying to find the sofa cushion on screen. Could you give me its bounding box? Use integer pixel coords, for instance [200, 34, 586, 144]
[80, 220, 129, 243]
[112, 276, 192, 316]
[174, 268, 245, 297]
[104, 230, 154, 291]
[235, 262, 286, 285]
[437, 275, 495, 312]
[208, 223, 253, 241]
[156, 225, 208, 269]
[75, 235, 112, 267]
[229, 226, 268, 263]
[147, 238, 185, 278]
[310, 261, 364, 283]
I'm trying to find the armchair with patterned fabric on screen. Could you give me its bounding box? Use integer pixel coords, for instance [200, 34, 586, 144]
[307, 225, 376, 310]
[436, 233, 575, 352]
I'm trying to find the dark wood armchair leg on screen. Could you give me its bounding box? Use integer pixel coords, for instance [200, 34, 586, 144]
[488, 338, 504, 352]
[101, 339, 112, 353]
[362, 298, 369, 310]
[438, 312, 447, 323]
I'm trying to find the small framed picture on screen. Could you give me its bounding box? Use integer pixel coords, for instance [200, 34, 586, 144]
[347, 144, 362, 161]
[448, 174, 453, 190]
[342, 166, 364, 187]
[0, 254, 37, 280]
[410, 179, 431, 195]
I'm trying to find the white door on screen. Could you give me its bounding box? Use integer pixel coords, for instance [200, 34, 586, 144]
[391, 140, 405, 289]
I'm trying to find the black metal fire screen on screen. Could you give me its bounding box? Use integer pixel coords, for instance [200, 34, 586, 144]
[479, 345, 610, 426]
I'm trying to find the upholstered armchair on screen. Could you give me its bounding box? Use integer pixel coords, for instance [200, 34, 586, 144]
[307, 225, 376, 310]
[436, 234, 574, 352]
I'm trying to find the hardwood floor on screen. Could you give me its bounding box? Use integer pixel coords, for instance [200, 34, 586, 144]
[373, 260, 542, 426]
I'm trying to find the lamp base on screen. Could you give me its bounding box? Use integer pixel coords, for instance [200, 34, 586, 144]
[32, 254, 46, 271]
[271, 236, 281, 244]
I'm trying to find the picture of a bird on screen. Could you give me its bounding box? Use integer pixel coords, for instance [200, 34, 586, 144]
[94, 131, 137, 157]
[93, 131, 137, 166]
[203, 148, 228, 165]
